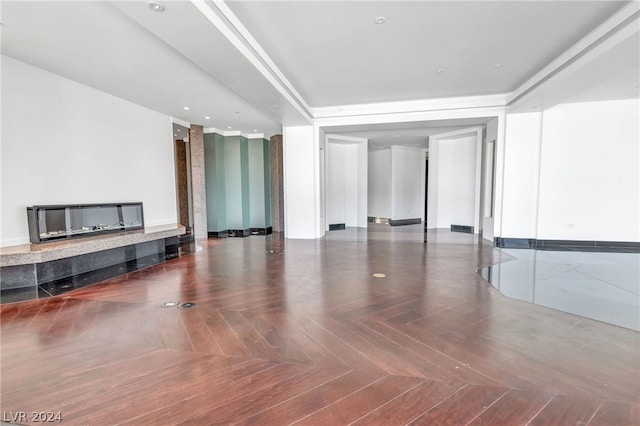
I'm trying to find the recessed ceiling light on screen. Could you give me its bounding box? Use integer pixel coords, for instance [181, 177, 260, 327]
[493, 63, 503, 68]
[204, 116, 210, 120]
[174, 134, 177, 137]
[228, 126, 232, 129]
[253, 129, 258, 132]
[147, 0, 165, 12]
[436, 68, 445, 74]
[374, 17, 386, 25]
[177, 129, 181, 132]
[183, 106, 190, 110]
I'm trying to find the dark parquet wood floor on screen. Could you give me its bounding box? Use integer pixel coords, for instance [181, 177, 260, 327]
[1, 238, 639, 425]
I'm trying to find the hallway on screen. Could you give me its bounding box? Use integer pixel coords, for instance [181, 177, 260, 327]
[1, 237, 638, 425]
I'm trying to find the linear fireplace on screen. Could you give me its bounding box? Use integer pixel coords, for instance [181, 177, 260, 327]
[27, 202, 144, 244]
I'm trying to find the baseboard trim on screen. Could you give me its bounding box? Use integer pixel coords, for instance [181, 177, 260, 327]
[494, 237, 640, 253]
[209, 227, 273, 238]
[367, 217, 390, 224]
[451, 224, 474, 234]
[389, 218, 422, 227]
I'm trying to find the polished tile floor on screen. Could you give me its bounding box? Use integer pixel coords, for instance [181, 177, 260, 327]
[480, 249, 640, 331]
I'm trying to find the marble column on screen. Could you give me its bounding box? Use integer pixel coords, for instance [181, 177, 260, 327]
[270, 134, 284, 233]
[189, 125, 208, 240]
[175, 140, 190, 232]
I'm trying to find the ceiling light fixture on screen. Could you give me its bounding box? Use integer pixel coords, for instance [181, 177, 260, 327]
[228, 126, 232, 129]
[436, 68, 445, 74]
[253, 129, 258, 132]
[494, 63, 503, 68]
[183, 106, 190, 110]
[147, 1, 165, 12]
[374, 17, 386, 24]
[204, 116, 210, 120]
[177, 129, 181, 132]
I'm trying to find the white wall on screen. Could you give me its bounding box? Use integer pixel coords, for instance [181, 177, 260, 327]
[1, 55, 177, 247]
[428, 131, 479, 230]
[482, 117, 499, 241]
[537, 100, 639, 241]
[391, 146, 425, 221]
[326, 138, 367, 228]
[501, 112, 542, 238]
[283, 125, 319, 239]
[368, 149, 391, 219]
[326, 142, 347, 225]
[356, 142, 368, 228]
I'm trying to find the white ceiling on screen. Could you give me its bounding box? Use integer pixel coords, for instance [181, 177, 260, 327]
[226, 0, 628, 107]
[1, 0, 637, 144]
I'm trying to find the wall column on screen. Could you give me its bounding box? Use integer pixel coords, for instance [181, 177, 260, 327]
[175, 140, 191, 233]
[270, 134, 284, 233]
[189, 124, 208, 241]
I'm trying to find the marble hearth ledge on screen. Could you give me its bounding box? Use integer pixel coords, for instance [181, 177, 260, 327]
[0, 224, 186, 267]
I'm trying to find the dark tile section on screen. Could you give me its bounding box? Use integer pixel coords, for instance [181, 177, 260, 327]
[38, 254, 164, 297]
[389, 218, 422, 227]
[228, 229, 252, 238]
[329, 223, 346, 231]
[250, 227, 273, 236]
[0, 263, 37, 289]
[165, 236, 179, 260]
[209, 231, 229, 238]
[495, 238, 640, 253]
[209, 229, 261, 238]
[179, 234, 195, 243]
[0, 237, 182, 303]
[0, 286, 42, 304]
[451, 224, 474, 234]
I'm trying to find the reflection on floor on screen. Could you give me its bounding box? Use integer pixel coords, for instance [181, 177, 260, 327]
[479, 249, 640, 331]
[325, 224, 487, 245]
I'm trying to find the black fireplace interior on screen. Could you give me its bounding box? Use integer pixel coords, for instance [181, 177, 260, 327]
[27, 203, 144, 243]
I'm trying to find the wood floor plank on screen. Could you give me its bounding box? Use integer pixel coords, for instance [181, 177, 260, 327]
[360, 319, 510, 386]
[177, 365, 348, 425]
[242, 311, 313, 364]
[466, 389, 554, 425]
[408, 384, 508, 425]
[588, 400, 640, 425]
[63, 357, 275, 424]
[292, 375, 425, 425]
[197, 308, 251, 357]
[316, 317, 425, 377]
[238, 370, 385, 426]
[179, 308, 224, 354]
[528, 394, 603, 426]
[350, 379, 465, 425]
[122, 362, 312, 426]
